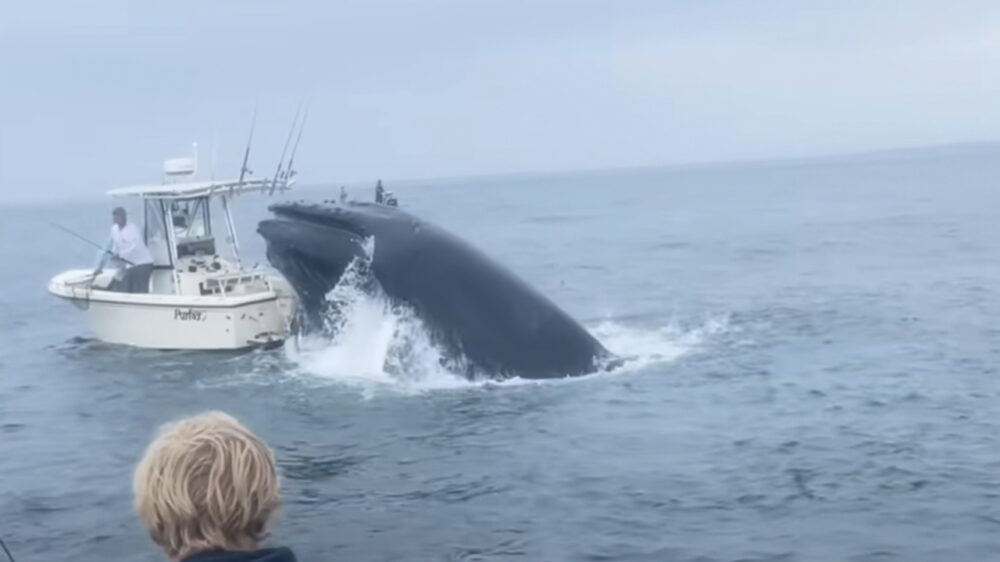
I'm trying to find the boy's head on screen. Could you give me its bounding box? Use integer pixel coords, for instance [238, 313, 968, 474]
[133, 411, 280, 561]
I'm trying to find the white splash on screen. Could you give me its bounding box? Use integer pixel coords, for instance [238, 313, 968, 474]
[280, 248, 729, 394]
[588, 314, 731, 375]
[282, 244, 472, 394]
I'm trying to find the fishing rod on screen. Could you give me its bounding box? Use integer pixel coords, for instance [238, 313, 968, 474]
[283, 100, 309, 183]
[48, 222, 135, 266]
[0, 536, 15, 562]
[232, 102, 258, 196]
[267, 103, 303, 196]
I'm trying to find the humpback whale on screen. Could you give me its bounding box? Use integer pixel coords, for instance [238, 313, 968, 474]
[257, 200, 620, 380]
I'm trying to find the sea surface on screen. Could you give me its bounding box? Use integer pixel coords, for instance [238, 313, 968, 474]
[2, 145, 1000, 561]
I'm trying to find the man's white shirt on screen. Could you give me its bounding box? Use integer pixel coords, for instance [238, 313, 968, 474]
[110, 222, 154, 265]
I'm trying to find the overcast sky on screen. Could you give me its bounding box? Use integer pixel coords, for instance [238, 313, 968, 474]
[1, 0, 998, 204]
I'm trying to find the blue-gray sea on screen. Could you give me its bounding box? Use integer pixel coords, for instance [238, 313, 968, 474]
[2, 144, 1000, 561]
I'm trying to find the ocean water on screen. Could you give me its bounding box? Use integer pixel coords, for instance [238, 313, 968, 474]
[2, 145, 1000, 561]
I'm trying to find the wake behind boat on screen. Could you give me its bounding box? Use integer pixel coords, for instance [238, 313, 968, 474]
[47, 116, 305, 351]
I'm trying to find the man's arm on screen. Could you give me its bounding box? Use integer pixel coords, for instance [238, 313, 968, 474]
[92, 237, 112, 274]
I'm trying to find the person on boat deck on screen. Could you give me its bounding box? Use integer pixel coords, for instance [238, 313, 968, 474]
[133, 411, 298, 562]
[107, 206, 154, 293]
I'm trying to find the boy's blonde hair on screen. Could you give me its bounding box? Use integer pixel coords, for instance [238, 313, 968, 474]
[133, 411, 281, 560]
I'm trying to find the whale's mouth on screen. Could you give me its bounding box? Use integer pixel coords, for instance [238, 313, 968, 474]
[257, 201, 375, 261]
[266, 201, 375, 239]
[257, 209, 373, 327]
[257, 219, 363, 265]
[258, 200, 414, 296]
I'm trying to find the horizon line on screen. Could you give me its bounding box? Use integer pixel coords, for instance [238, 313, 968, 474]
[3, 136, 1000, 209]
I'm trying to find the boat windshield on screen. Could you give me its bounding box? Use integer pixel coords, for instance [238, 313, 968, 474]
[170, 197, 216, 258]
[171, 199, 210, 238]
[144, 199, 172, 266]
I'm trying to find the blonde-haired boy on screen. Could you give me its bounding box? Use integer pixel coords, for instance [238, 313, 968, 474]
[133, 411, 295, 562]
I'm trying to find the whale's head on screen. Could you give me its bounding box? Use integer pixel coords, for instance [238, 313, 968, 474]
[256, 202, 377, 309]
[257, 200, 425, 306]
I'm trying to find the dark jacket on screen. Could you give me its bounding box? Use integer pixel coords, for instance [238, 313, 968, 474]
[182, 547, 297, 562]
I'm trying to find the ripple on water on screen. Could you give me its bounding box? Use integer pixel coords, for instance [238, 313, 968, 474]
[383, 474, 513, 505]
[443, 538, 529, 561]
[1, 423, 26, 433]
[278, 453, 371, 481]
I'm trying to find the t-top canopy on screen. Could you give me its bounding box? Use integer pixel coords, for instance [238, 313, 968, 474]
[107, 177, 293, 199]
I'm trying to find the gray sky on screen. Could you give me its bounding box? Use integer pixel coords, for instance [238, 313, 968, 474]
[2, 0, 999, 204]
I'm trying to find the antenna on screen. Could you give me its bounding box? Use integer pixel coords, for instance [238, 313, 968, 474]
[284, 100, 309, 184]
[268, 103, 302, 196]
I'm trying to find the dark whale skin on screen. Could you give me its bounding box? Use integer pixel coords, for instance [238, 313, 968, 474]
[258, 201, 619, 380]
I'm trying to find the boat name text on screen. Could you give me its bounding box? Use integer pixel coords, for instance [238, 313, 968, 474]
[174, 308, 207, 321]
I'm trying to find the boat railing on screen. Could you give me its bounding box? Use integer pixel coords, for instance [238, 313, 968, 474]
[199, 270, 271, 296]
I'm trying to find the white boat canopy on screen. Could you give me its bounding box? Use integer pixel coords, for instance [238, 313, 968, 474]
[107, 177, 292, 200]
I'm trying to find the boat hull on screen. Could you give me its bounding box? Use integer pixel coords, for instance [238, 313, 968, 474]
[48, 270, 295, 350]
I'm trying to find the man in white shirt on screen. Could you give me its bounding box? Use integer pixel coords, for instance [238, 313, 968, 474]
[108, 206, 155, 293]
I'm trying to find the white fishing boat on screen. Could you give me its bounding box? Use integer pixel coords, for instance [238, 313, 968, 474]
[47, 129, 304, 350]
